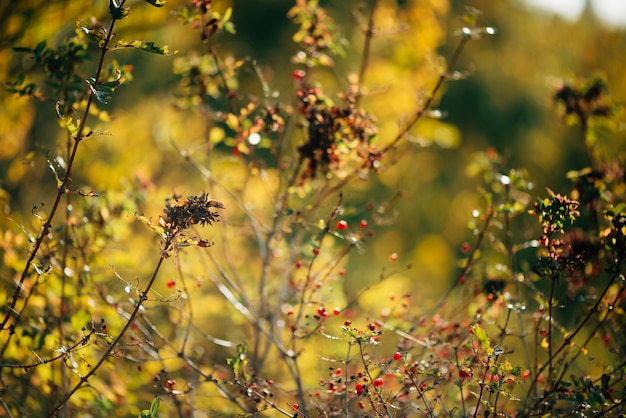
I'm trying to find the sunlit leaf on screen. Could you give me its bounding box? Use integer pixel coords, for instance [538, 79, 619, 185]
[143, 0, 166, 7]
[135, 213, 166, 237]
[86, 74, 124, 105]
[150, 397, 161, 416]
[112, 40, 176, 55]
[225, 113, 239, 130]
[55, 101, 80, 137]
[471, 324, 493, 355]
[227, 343, 248, 379]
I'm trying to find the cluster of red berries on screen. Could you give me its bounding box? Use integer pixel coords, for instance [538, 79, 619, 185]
[316, 306, 341, 318]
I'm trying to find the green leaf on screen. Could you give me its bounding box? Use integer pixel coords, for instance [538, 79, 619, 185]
[86, 78, 121, 104]
[109, 0, 130, 19]
[86, 70, 124, 104]
[150, 397, 161, 417]
[12, 46, 33, 53]
[227, 343, 248, 379]
[55, 101, 80, 137]
[221, 7, 233, 23]
[112, 40, 176, 56]
[471, 324, 493, 355]
[143, 0, 166, 7]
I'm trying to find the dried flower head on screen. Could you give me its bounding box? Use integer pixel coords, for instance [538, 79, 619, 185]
[295, 83, 381, 182]
[162, 192, 225, 232]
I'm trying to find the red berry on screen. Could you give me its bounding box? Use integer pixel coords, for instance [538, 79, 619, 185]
[313, 247, 320, 256]
[522, 369, 531, 379]
[344, 320, 351, 326]
[295, 260, 303, 269]
[358, 401, 365, 409]
[355, 383, 364, 395]
[389, 253, 398, 262]
[292, 69, 306, 80]
[393, 352, 402, 361]
[317, 306, 327, 317]
[359, 219, 368, 228]
[292, 403, 299, 410]
[336, 220, 348, 230]
[338, 268, 346, 276]
[372, 378, 384, 387]
[334, 368, 342, 376]
[461, 242, 471, 253]
[166, 379, 176, 388]
[333, 307, 341, 315]
[166, 280, 176, 288]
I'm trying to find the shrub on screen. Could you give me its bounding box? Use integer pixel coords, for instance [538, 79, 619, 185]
[1, 1, 625, 416]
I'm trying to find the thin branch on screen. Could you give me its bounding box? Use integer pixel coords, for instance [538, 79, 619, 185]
[355, 0, 378, 107]
[0, 5, 122, 335]
[46, 235, 174, 417]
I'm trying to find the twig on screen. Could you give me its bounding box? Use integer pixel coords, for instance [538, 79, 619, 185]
[355, 0, 378, 107]
[0, 2, 123, 336]
[46, 235, 175, 417]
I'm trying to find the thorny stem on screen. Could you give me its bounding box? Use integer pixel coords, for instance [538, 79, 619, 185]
[46, 235, 175, 417]
[208, 41, 238, 114]
[453, 347, 467, 417]
[400, 359, 434, 417]
[110, 296, 251, 413]
[0, 6, 121, 336]
[553, 280, 626, 390]
[357, 339, 391, 418]
[489, 310, 513, 413]
[204, 252, 310, 414]
[292, 195, 343, 331]
[473, 352, 498, 418]
[547, 272, 556, 386]
[355, 0, 378, 107]
[252, 155, 305, 373]
[172, 139, 310, 414]
[525, 270, 623, 406]
[343, 342, 353, 418]
[0, 329, 96, 370]
[308, 33, 472, 207]
[382, 35, 470, 153]
[503, 181, 533, 379]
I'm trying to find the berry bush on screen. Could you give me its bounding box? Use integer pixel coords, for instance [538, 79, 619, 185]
[1, 0, 625, 416]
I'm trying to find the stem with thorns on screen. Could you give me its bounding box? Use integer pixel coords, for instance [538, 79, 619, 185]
[0, 5, 123, 335]
[355, 0, 378, 107]
[46, 234, 175, 417]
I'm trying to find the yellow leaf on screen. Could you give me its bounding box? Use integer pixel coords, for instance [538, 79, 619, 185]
[135, 213, 165, 236]
[226, 113, 239, 130]
[210, 127, 225, 143]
